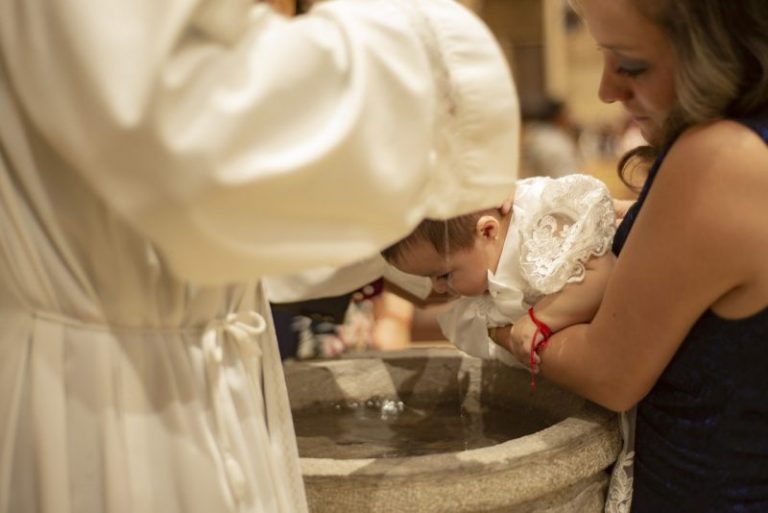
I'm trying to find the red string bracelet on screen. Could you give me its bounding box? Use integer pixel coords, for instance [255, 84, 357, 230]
[528, 307, 552, 390]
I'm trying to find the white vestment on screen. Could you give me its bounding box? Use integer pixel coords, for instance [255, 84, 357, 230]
[0, 0, 519, 511]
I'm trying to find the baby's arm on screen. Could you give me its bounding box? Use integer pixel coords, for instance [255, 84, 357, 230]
[507, 251, 615, 357]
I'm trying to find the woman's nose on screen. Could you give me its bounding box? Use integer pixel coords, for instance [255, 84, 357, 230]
[598, 67, 630, 104]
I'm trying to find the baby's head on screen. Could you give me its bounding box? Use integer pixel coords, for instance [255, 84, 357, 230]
[382, 209, 507, 296]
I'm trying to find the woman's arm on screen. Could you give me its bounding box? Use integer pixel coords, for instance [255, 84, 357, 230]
[502, 252, 615, 359]
[529, 252, 615, 330]
[495, 121, 768, 411]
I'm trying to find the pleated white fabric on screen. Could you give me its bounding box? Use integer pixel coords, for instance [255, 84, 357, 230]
[1, 290, 305, 513]
[0, 0, 519, 511]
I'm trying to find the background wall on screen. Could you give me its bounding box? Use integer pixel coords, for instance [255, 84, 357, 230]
[463, 0, 636, 198]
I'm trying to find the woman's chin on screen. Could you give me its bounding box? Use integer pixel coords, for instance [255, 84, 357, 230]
[638, 124, 660, 147]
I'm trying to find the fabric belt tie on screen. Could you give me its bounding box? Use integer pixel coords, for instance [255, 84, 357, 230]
[202, 311, 267, 503]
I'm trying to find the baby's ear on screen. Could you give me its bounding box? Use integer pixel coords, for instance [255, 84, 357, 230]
[476, 215, 501, 241]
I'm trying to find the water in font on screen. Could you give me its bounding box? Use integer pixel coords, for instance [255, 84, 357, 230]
[293, 395, 559, 459]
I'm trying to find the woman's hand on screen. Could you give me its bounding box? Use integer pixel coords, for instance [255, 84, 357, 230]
[489, 316, 542, 369]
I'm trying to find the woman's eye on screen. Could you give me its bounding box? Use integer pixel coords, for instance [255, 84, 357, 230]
[616, 64, 646, 78]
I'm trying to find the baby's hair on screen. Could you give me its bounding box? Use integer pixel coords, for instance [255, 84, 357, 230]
[381, 213, 481, 265]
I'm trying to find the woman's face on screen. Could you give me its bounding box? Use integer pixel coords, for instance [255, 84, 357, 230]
[578, 0, 678, 144]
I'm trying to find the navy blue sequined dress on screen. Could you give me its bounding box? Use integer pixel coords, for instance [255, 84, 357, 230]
[613, 118, 768, 513]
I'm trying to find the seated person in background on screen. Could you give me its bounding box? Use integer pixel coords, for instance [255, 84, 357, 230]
[382, 173, 616, 373]
[271, 290, 358, 360]
[521, 98, 582, 178]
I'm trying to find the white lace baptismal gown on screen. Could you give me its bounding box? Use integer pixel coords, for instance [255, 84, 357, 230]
[438, 174, 635, 513]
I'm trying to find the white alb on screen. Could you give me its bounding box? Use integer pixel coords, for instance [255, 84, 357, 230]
[0, 0, 519, 511]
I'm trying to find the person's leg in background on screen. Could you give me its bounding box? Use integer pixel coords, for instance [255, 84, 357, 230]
[371, 291, 415, 350]
[271, 293, 353, 360]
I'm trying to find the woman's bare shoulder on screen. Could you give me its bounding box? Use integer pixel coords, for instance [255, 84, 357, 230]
[670, 120, 768, 183]
[656, 120, 768, 213]
[654, 119, 768, 291]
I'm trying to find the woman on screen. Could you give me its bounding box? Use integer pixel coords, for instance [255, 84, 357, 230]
[492, 1, 768, 511]
[0, 0, 519, 511]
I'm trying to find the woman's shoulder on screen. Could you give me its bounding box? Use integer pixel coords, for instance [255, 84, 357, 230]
[654, 119, 768, 265]
[670, 120, 768, 176]
[657, 120, 768, 316]
[659, 120, 768, 202]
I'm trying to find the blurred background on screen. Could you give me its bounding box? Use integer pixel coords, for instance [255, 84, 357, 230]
[469, 0, 642, 198]
[273, 0, 644, 360]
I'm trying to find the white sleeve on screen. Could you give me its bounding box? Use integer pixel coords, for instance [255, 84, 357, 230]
[1, 0, 519, 284]
[518, 174, 616, 295]
[381, 264, 433, 301]
[262, 255, 387, 303]
[437, 297, 525, 368]
[262, 255, 431, 303]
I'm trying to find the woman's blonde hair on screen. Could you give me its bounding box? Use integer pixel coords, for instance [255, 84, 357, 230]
[573, 1, 768, 181]
[641, 1, 768, 141]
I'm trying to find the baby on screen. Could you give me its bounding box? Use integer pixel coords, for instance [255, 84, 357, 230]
[381, 173, 616, 374]
[382, 173, 635, 510]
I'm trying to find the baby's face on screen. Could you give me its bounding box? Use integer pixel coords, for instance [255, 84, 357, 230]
[392, 238, 492, 297]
